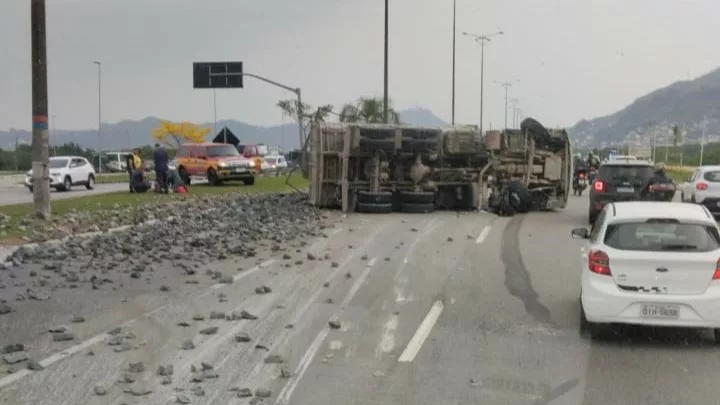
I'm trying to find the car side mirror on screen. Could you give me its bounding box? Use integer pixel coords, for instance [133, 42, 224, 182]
[571, 228, 589, 239]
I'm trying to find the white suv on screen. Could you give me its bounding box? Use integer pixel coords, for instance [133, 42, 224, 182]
[25, 156, 96, 192]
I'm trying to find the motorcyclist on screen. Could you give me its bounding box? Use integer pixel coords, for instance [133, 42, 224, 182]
[586, 152, 600, 169]
[649, 162, 671, 185]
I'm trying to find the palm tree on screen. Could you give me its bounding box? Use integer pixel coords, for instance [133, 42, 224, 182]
[339, 97, 400, 124]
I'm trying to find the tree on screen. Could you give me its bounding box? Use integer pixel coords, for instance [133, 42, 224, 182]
[277, 99, 334, 123]
[151, 120, 209, 148]
[339, 97, 400, 124]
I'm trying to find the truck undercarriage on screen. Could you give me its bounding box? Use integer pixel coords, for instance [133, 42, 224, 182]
[307, 118, 572, 216]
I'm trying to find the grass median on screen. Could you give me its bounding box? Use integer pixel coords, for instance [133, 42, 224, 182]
[0, 174, 309, 243]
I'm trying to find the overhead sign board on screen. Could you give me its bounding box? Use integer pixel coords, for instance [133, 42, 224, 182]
[193, 62, 243, 89]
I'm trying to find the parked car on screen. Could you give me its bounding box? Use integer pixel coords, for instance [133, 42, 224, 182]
[572, 201, 720, 341]
[174, 143, 256, 186]
[25, 156, 96, 192]
[588, 159, 656, 224]
[679, 165, 720, 218]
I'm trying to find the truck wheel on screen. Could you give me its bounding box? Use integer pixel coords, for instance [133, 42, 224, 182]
[399, 191, 435, 204]
[400, 202, 435, 213]
[243, 177, 255, 186]
[356, 202, 393, 214]
[357, 191, 393, 204]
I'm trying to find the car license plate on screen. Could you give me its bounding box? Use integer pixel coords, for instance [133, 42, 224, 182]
[234, 168, 245, 173]
[617, 187, 634, 193]
[641, 304, 679, 318]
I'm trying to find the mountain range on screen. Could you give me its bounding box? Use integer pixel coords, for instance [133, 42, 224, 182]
[0, 108, 448, 152]
[570, 66, 720, 148]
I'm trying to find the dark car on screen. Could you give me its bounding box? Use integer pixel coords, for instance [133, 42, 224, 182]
[588, 159, 655, 224]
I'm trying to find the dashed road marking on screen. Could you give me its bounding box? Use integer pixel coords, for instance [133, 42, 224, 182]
[475, 225, 491, 244]
[398, 300, 445, 363]
[211, 259, 276, 289]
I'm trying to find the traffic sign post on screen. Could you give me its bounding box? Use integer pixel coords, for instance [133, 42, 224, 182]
[192, 62, 306, 172]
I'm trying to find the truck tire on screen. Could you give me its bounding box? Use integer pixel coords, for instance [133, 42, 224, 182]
[357, 191, 393, 204]
[400, 202, 435, 213]
[357, 202, 393, 214]
[399, 191, 435, 204]
[507, 181, 531, 213]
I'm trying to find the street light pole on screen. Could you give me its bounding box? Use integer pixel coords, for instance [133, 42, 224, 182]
[462, 30, 503, 132]
[30, 0, 50, 219]
[451, 0, 456, 125]
[383, 0, 389, 123]
[213, 88, 217, 137]
[93, 60, 102, 173]
[495, 80, 517, 130]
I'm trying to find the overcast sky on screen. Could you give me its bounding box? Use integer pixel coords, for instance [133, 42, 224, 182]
[1, 0, 719, 131]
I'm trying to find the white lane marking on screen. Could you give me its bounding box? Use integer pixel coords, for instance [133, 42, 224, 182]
[475, 226, 491, 244]
[276, 256, 380, 404]
[398, 301, 445, 363]
[211, 259, 276, 289]
[375, 314, 399, 359]
[329, 340, 343, 351]
[367, 257, 377, 267]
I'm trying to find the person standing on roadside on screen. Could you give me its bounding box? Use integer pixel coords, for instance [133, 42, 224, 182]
[126, 148, 142, 192]
[153, 143, 170, 193]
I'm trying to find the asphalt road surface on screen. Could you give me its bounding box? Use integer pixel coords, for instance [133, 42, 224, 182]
[0, 183, 130, 207]
[0, 193, 715, 405]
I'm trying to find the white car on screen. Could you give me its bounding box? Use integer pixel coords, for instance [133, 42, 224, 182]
[572, 201, 720, 341]
[25, 156, 96, 192]
[261, 155, 288, 171]
[679, 166, 720, 214]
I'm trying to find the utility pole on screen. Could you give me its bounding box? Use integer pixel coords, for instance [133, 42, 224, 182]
[510, 98, 519, 128]
[495, 81, 515, 129]
[383, 0, 389, 123]
[93, 60, 102, 173]
[30, 0, 51, 219]
[451, 0, 456, 125]
[462, 30, 503, 132]
[51, 114, 56, 156]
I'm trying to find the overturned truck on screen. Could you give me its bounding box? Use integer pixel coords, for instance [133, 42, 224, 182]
[307, 118, 572, 216]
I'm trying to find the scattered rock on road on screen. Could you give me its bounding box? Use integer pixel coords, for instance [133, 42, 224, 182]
[181, 339, 195, 350]
[157, 364, 174, 376]
[209, 311, 225, 320]
[328, 318, 342, 329]
[71, 315, 85, 323]
[26, 359, 43, 370]
[199, 326, 218, 335]
[3, 351, 28, 364]
[255, 388, 272, 398]
[235, 332, 252, 343]
[52, 332, 76, 342]
[237, 388, 253, 398]
[2, 344, 23, 354]
[128, 361, 145, 373]
[94, 385, 107, 396]
[176, 394, 191, 404]
[240, 310, 258, 320]
[264, 354, 284, 364]
[254, 285, 272, 294]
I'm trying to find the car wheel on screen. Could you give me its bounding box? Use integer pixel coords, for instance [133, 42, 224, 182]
[207, 169, 221, 186]
[358, 191, 393, 204]
[713, 329, 720, 344]
[356, 202, 393, 214]
[243, 177, 255, 186]
[85, 174, 95, 190]
[62, 176, 72, 192]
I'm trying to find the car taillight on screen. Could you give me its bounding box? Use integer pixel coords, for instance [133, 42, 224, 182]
[697, 182, 709, 191]
[592, 180, 605, 192]
[588, 250, 611, 276]
[713, 258, 720, 280]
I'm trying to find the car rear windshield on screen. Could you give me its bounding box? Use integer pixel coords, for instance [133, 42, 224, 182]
[599, 165, 654, 183]
[49, 159, 69, 168]
[604, 220, 720, 252]
[703, 171, 720, 182]
[207, 145, 240, 157]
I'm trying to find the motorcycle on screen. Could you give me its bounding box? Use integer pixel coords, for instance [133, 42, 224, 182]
[573, 169, 588, 196]
[587, 167, 598, 183]
[642, 182, 676, 202]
